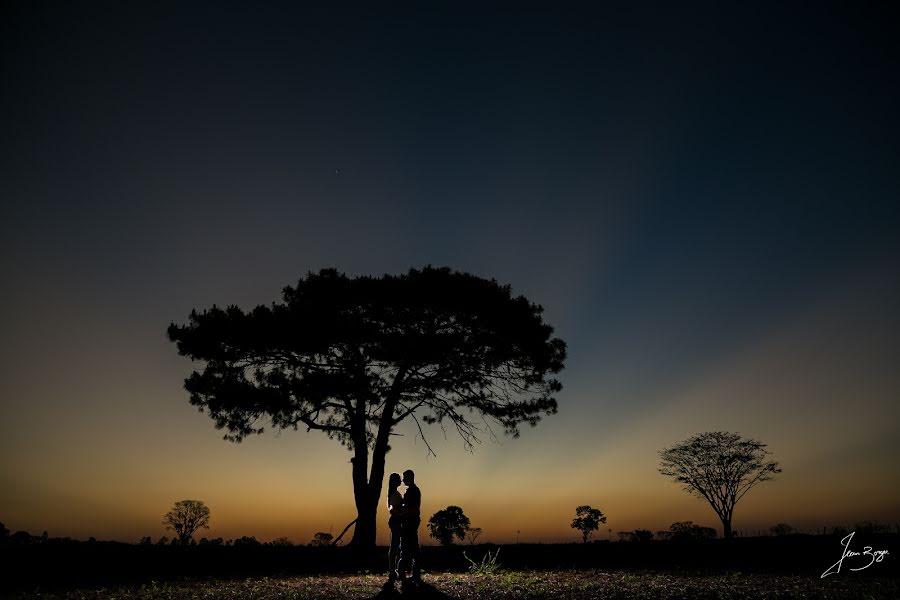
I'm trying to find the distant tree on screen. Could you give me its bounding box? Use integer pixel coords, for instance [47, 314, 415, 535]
[0, 522, 8, 543]
[428, 506, 471, 546]
[163, 499, 211, 545]
[669, 521, 694, 536]
[465, 526, 484, 545]
[269, 536, 293, 546]
[199, 537, 224, 546]
[659, 432, 781, 539]
[571, 505, 606, 543]
[619, 529, 654, 542]
[167, 267, 566, 551]
[139, 536, 153, 545]
[11, 531, 34, 545]
[662, 521, 717, 541]
[310, 532, 334, 546]
[233, 536, 261, 547]
[770, 523, 794, 536]
[156, 536, 169, 545]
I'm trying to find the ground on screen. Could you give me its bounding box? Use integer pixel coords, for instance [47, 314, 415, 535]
[13, 570, 898, 600]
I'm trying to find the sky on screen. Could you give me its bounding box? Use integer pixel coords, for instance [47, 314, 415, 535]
[1, 2, 899, 545]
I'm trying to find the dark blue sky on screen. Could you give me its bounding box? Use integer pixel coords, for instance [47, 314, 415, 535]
[2, 2, 898, 541]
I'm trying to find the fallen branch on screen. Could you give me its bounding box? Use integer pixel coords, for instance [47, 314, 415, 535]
[332, 518, 357, 546]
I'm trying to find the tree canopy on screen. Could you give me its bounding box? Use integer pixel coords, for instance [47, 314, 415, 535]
[656, 521, 717, 541]
[167, 267, 566, 549]
[571, 505, 606, 543]
[163, 500, 211, 545]
[658, 431, 781, 539]
[427, 506, 471, 546]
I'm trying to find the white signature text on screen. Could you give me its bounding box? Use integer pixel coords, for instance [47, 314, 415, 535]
[821, 532, 889, 578]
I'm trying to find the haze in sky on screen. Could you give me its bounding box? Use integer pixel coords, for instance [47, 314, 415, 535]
[2, 3, 898, 544]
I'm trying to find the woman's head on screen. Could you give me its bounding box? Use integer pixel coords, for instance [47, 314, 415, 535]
[388, 472, 401, 489]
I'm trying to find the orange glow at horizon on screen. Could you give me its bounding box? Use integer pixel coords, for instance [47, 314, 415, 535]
[2, 261, 898, 545]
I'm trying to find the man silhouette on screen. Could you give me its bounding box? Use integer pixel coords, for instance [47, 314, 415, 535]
[397, 469, 421, 584]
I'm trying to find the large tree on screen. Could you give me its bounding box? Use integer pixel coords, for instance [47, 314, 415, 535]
[427, 506, 471, 546]
[167, 267, 566, 550]
[658, 431, 781, 539]
[570, 505, 606, 543]
[163, 499, 211, 545]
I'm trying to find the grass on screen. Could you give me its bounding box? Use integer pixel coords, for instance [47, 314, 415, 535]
[11, 570, 899, 600]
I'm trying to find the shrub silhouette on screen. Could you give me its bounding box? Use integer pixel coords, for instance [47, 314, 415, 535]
[619, 529, 653, 542]
[233, 536, 261, 547]
[310, 532, 334, 546]
[657, 521, 717, 541]
[770, 523, 794, 536]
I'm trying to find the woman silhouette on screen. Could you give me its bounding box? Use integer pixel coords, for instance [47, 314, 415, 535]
[386, 472, 404, 583]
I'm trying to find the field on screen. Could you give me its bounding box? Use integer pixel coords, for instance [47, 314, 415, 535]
[8, 570, 899, 600]
[3, 537, 896, 599]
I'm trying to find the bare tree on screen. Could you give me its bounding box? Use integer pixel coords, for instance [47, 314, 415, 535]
[163, 499, 211, 545]
[659, 432, 781, 539]
[465, 526, 484, 545]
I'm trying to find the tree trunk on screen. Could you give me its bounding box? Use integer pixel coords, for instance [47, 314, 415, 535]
[348, 427, 377, 550]
[721, 517, 732, 539]
[350, 498, 378, 550]
[347, 438, 389, 551]
[347, 367, 406, 552]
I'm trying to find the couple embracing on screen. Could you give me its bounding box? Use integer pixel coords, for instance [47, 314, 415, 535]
[386, 469, 421, 585]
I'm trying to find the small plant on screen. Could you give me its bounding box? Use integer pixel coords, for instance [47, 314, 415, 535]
[464, 547, 502, 575]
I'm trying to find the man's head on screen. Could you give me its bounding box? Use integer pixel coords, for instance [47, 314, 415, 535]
[402, 470, 415, 486]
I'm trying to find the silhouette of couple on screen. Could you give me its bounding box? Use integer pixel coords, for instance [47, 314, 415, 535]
[386, 469, 421, 586]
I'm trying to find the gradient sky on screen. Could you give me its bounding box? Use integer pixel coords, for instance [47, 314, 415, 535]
[2, 2, 899, 545]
